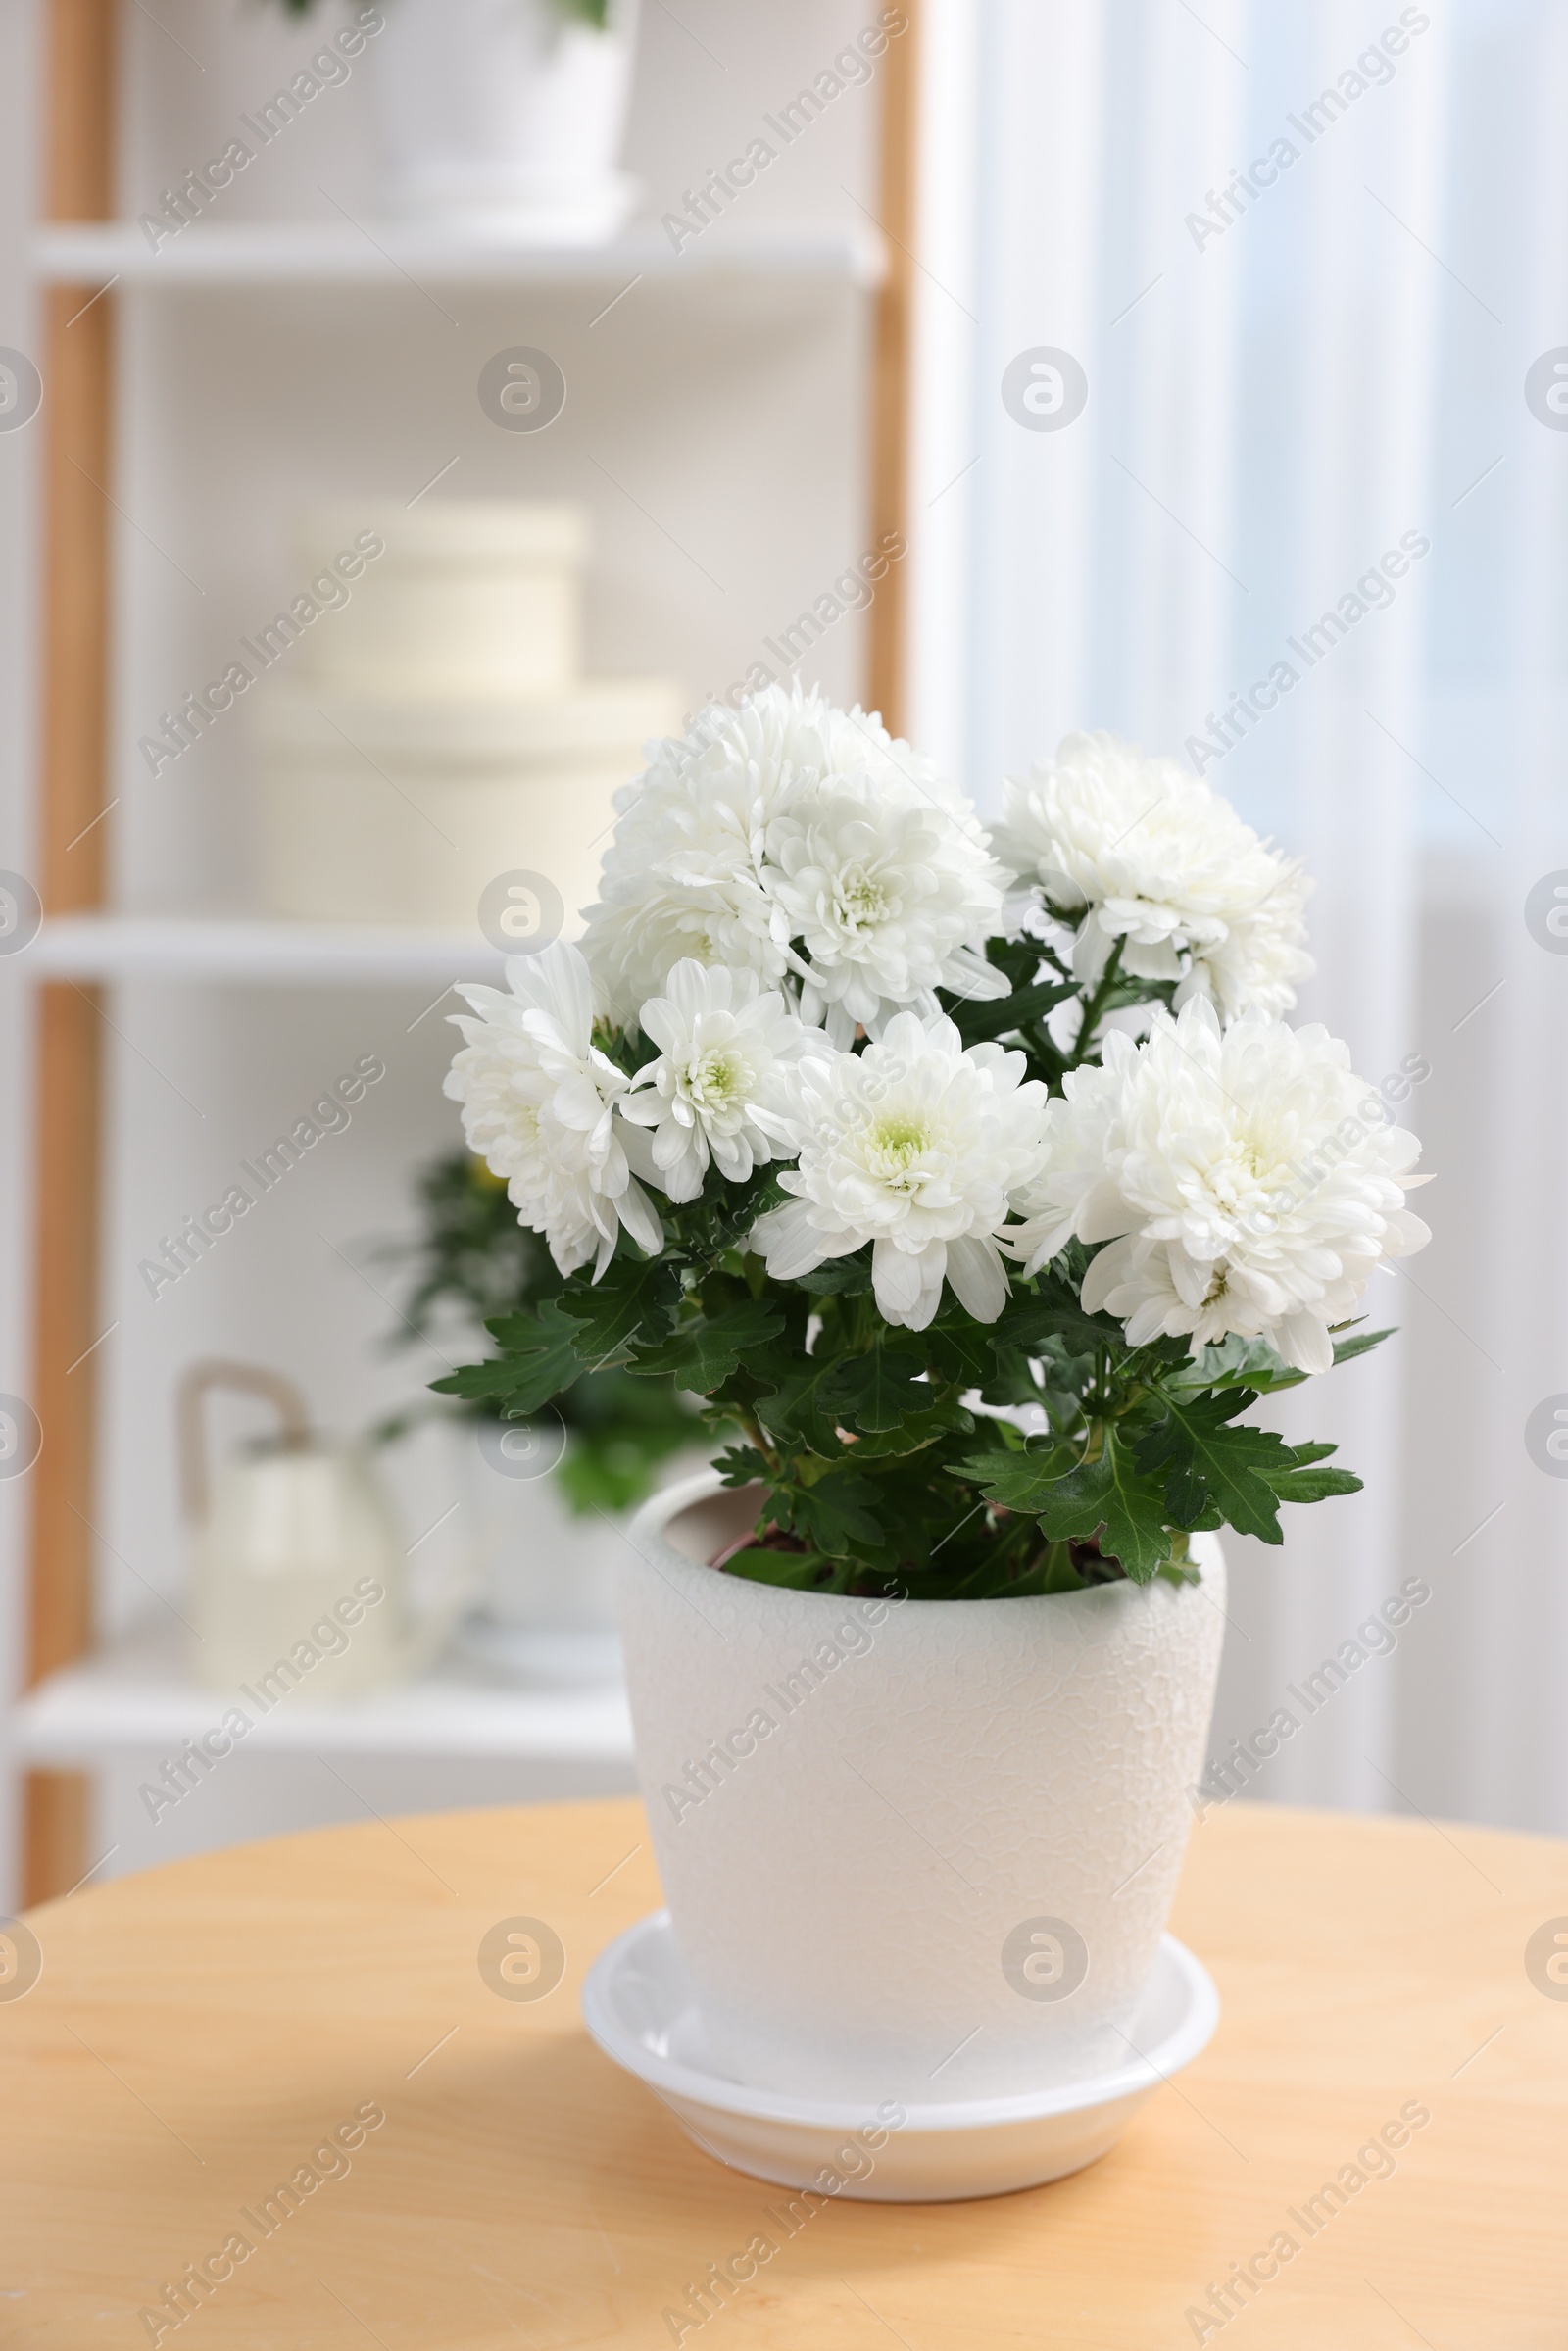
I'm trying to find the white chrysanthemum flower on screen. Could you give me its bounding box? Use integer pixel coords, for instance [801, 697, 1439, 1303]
[992, 730, 1313, 1022]
[620, 960, 810, 1203]
[752, 1011, 1050, 1333]
[1008, 997, 1431, 1375]
[766, 780, 1008, 1046]
[444, 940, 662, 1281]
[582, 681, 1008, 1043]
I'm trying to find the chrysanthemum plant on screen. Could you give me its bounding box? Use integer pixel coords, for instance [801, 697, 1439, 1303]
[437, 692, 1429, 1599]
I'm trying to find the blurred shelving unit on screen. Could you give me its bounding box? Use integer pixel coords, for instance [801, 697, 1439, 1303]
[10, 1621, 632, 1768]
[32, 220, 886, 289]
[18, 0, 922, 1902]
[29, 915, 507, 985]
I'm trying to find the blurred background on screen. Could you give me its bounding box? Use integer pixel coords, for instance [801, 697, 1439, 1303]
[0, 0, 1562, 1911]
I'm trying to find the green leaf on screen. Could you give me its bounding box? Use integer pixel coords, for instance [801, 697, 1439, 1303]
[1036, 1436, 1175, 1585]
[1266, 1464, 1363, 1504]
[431, 1298, 583, 1417]
[1164, 1325, 1396, 1399]
[795, 1253, 874, 1295]
[956, 1439, 1078, 1507]
[848, 1396, 975, 1457]
[1328, 1324, 1395, 1368]
[1136, 1390, 1299, 1545]
[921, 1309, 1001, 1387]
[770, 1467, 885, 1560]
[1163, 1334, 1303, 1396]
[990, 1289, 1124, 1362]
[714, 1444, 771, 1489]
[962, 1428, 1176, 1584]
[627, 1299, 784, 1390]
[1279, 1441, 1339, 1468]
[553, 1256, 680, 1369]
[817, 1343, 928, 1433]
[690, 1165, 787, 1253]
[952, 975, 1076, 1048]
[719, 1545, 834, 1591]
[755, 1359, 850, 1458]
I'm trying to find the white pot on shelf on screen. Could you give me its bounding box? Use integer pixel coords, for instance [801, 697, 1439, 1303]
[450, 1419, 707, 1686]
[370, 0, 641, 240]
[617, 1469, 1225, 2107]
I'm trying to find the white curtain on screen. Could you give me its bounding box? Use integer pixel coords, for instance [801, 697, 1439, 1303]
[909, 0, 1567, 1832]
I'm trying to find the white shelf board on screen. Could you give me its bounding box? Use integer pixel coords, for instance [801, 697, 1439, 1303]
[31, 220, 886, 291]
[26, 914, 508, 985]
[10, 1618, 633, 1764]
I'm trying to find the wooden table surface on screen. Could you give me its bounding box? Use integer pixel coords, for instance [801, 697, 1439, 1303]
[6, 1797, 1567, 2349]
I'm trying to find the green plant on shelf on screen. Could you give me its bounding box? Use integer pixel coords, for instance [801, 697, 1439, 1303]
[375, 1150, 695, 1517]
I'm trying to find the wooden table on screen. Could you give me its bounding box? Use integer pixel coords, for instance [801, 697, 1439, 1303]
[6, 1799, 1567, 2348]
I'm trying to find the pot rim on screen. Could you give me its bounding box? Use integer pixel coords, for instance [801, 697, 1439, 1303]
[629, 1465, 1221, 1610]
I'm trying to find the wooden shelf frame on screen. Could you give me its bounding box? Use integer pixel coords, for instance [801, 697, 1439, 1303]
[24, 0, 120, 1906]
[20, 0, 921, 1901]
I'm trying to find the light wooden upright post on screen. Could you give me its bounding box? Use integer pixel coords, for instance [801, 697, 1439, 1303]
[24, 0, 119, 1904]
[866, 0, 919, 742]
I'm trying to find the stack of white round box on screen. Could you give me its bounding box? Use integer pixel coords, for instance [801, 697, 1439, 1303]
[250, 501, 682, 931]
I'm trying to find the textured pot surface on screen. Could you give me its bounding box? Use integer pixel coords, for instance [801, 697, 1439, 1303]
[619, 1471, 1225, 2104]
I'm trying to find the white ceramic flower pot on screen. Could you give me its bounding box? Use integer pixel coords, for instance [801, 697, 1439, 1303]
[371, 0, 641, 239]
[619, 1469, 1225, 2105]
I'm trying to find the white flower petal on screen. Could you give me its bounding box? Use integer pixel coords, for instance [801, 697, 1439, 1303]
[1081, 1234, 1139, 1316]
[753, 1197, 832, 1281]
[619, 959, 810, 1197]
[616, 1176, 665, 1260]
[1277, 1311, 1334, 1376]
[1028, 997, 1430, 1372]
[443, 941, 653, 1278]
[946, 1234, 1009, 1323]
[762, 1014, 1051, 1316]
[993, 732, 1313, 1023]
[581, 680, 1004, 1036]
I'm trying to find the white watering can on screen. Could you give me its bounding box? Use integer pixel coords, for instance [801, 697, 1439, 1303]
[180, 1360, 466, 1701]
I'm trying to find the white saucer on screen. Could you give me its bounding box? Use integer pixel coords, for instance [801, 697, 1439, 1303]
[581, 1910, 1219, 2202]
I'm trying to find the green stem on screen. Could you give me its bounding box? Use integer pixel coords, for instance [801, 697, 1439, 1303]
[735, 1408, 781, 1477]
[1066, 937, 1126, 1069]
